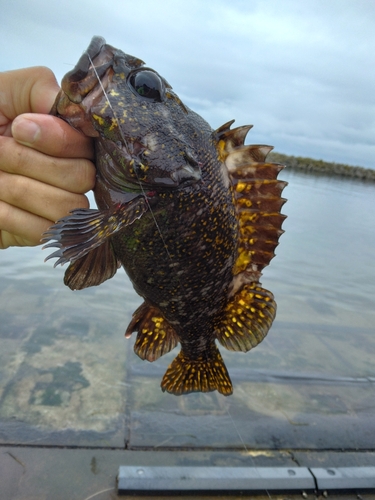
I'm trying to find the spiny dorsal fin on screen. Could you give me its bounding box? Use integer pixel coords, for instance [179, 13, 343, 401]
[215, 119, 235, 135]
[125, 302, 179, 361]
[216, 122, 253, 152]
[215, 121, 287, 281]
[225, 144, 274, 169]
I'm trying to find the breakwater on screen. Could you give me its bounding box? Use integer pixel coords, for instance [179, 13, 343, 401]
[268, 152, 375, 182]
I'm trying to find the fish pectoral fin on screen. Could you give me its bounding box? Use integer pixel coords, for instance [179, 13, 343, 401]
[42, 199, 147, 266]
[215, 283, 276, 352]
[63, 240, 120, 290]
[161, 346, 233, 396]
[125, 302, 179, 362]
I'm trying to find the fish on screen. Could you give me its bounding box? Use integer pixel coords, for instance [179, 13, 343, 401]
[43, 36, 287, 396]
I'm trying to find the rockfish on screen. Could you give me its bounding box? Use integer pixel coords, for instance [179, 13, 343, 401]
[43, 36, 287, 396]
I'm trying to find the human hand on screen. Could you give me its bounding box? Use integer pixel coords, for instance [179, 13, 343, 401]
[0, 66, 96, 249]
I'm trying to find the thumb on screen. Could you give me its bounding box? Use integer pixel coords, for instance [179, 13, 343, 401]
[1, 66, 60, 119]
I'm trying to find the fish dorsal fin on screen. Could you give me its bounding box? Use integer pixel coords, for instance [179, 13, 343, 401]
[125, 302, 179, 362]
[215, 121, 287, 285]
[216, 122, 253, 152]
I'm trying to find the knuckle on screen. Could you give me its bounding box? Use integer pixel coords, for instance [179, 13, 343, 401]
[34, 66, 56, 81]
[66, 159, 96, 193]
[0, 199, 12, 225]
[0, 138, 33, 176]
[72, 193, 90, 210]
[6, 173, 26, 203]
[79, 160, 96, 192]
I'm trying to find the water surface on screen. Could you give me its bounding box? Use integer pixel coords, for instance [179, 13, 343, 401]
[0, 169, 374, 450]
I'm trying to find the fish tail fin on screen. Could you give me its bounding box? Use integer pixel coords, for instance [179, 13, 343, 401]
[216, 283, 276, 352]
[161, 345, 233, 396]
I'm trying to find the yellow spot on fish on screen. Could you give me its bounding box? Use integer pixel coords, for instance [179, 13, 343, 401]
[216, 139, 228, 162]
[236, 182, 246, 192]
[93, 114, 104, 126]
[100, 102, 109, 114]
[109, 117, 118, 131]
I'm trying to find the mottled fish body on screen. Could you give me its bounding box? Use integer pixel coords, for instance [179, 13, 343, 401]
[44, 36, 287, 395]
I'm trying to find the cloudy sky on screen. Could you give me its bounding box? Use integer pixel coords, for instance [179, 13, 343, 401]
[2, 0, 374, 168]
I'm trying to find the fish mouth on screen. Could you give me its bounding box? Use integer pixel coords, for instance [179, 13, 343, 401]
[170, 164, 202, 186]
[152, 164, 202, 188]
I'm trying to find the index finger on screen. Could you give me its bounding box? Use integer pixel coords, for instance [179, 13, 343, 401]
[12, 113, 95, 160]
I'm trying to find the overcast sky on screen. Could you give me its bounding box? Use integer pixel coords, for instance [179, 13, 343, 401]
[2, 0, 374, 168]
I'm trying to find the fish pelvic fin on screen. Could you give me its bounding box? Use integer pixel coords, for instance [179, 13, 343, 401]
[63, 239, 120, 290]
[125, 302, 179, 362]
[216, 283, 276, 352]
[161, 345, 233, 396]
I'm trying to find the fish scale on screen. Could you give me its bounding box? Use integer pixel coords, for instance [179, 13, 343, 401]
[43, 36, 286, 396]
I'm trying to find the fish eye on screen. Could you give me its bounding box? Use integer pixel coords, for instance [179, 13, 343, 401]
[129, 70, 164, 102]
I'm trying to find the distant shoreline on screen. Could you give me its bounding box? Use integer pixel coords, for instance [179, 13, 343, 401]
[268, 152, 375, 182]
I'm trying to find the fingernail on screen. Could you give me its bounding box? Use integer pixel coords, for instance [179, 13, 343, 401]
[12, 117, 41, 146]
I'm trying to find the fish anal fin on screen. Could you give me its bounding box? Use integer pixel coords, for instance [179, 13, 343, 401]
[63, 239, 120, 290]
[161, 345, 233, 396]
[125, 303, 179, 362]
[216, 283, 276, 352]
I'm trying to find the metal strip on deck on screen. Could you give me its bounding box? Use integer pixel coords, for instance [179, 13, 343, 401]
[118, 466, 375, 494]
[117, 466, 315, 494]
[311, 467, 375, 491]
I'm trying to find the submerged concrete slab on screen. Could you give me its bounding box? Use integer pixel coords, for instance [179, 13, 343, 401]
[1, 313, 375, 449]
[126, 322, 375, 450]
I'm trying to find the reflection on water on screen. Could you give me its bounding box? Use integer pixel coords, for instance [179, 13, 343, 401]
[0, 170, 374, 450]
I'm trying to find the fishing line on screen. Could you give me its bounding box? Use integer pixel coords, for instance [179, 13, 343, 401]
[88, 54, 270, 491]
[87, 56, 224, 395]
[87, 52, 203, 339]
[226, 405, 272, 498]
[87, 53, 174, 262]
[87, 49, 217, 357]
[226, 406, 248, 453]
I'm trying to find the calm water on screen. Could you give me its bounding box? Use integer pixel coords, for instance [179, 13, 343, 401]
[3, 169, 375, 322]
[270, 169, 375, 326]
[0, 169, 374, 450]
